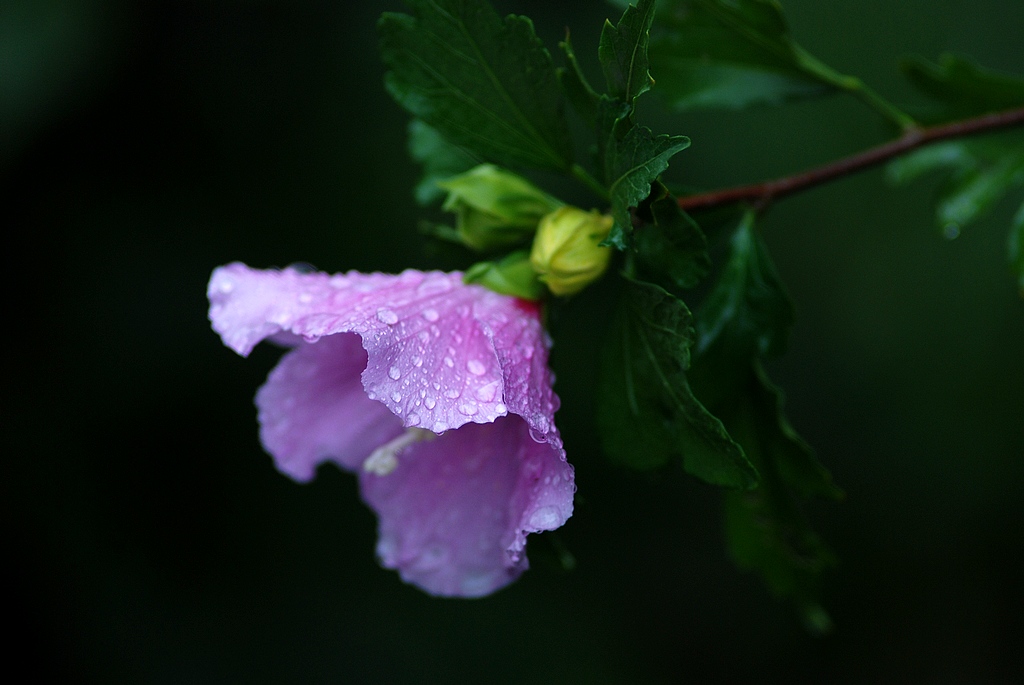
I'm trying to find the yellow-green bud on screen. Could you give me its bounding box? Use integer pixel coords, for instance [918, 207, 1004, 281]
[438, 164, 563, 252]
[530, 206, 614, 296]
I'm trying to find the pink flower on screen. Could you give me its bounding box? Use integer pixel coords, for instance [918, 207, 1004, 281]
[208, 263, 574, 597]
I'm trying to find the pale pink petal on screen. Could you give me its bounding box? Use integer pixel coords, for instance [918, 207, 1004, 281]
[255, 333, 403, 481]
[208, 263, 558, 436]
[362, 416, 574, 597]
[208, 263, 575, 597]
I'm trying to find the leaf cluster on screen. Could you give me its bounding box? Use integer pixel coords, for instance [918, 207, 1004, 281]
[377, 0, 1024, 625]
[889, 55, 1024, 291]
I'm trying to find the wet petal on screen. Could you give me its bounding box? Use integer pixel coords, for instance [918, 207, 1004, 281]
[362, 415, 574, 597]
[209, 263, 556, 435]
[255, 334, 403, 481]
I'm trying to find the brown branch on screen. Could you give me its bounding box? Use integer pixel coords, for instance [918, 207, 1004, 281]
[677, 106, 1024, 212]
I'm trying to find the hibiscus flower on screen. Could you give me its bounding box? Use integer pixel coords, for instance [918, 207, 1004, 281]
[208, 263, 574, 597]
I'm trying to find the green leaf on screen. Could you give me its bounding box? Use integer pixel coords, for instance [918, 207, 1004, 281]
[379, 0, 573, 171]
[597, 276, 758, 487]
[721, 367, 839, 588]
[408, 120, 479, 205]
[605, 125, 690, 249]
[722, 367, 839, 632]
[557, 33, 600, 126]
[635, 182, 711, 290]
[887, 133, 1024, 234]
[696, 211, 793, 362]
[902, 53, 1024, 122]
[630, 0, 839, 110]
[688, 213, 840, 621]
[599, 0, 656, 106]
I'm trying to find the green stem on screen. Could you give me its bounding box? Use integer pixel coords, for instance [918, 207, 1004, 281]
[795, 47, 918, 130]
[571, 163, 610, 201]
[845, 78, 918, 131]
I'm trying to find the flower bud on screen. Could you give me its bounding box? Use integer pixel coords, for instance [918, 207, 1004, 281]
[438, 165, 562, 252]
[530, 207, 614, 296]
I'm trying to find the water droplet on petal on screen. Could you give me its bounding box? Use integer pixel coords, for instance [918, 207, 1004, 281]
[467, 360, 486, 376]
[494, 403, 507, 414]
[424, 397, 436, 409]
[458, 403, 478, 416]
[422, 308, 439, 322]
[391, 391, 402, 403]
[377, 308, 399, 325]
[407, 413, 420, 426]
[418, 331, 430, 343]
[411, 356, 423, 368]
[475, 380, 500, 402]
[444, 356, 454, 368]
[528, 506, 560, 530]
[388, 366, 402, 380]
[444, 389, 460, 399]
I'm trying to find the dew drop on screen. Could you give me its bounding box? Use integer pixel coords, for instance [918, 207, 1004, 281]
[376, 308, 399, 325]
[444, 356, 455, 368]
[391, 391, 402, 403]
[494, 403, 507, 414]
[458, 403, 478, 416]
[528, 506, 560, 529]
[424, 397, 436, 410]
[475, 380, 500, 402]
[388, 366, 402, 380]
[407, 413, 421, 426]
[422, 308, 440, 322]
[411, 355, 423, 368]
[444, 389, 460, 399]
[467, 360, 487, 376]
[418, 331, 431, 343]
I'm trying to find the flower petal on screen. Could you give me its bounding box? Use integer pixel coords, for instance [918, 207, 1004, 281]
[208, 263, 558, 436]
[361, 415, 574, 597]
[255, 334, 403, 481]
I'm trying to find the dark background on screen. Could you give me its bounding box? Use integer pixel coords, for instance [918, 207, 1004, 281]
[6, 0, 1023, 682]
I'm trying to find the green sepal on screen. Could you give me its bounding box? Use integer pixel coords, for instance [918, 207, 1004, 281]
[597, 275, 759, 487]
[611, 0, 839, 111]
[634, 182, 711, 291]
[438, 164, 563, 252]
[599, 0, 656, 106]
[901, 53, 1024, 122]
[407, 120, 478, 205]
[463, 250, 545, 301]
[379, 0, 573, 171]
